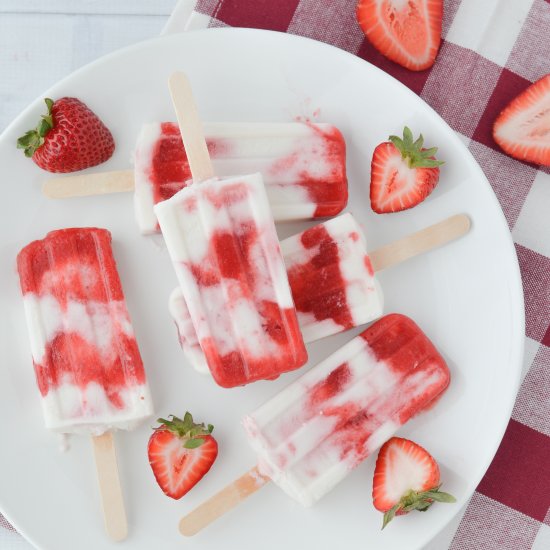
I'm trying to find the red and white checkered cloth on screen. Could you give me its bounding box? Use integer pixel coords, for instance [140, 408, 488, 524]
[182, 1, 550, 549]
[3, 1, 549, 548]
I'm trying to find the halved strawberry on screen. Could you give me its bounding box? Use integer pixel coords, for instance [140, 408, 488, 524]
[493, 73, 550, 166]
[356, 0, 443, 71]
[372, 437, 455, 529]
[148, 412, 218, 500]
[370, 126, 443, 213]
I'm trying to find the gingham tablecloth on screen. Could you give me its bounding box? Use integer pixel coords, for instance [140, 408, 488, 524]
[2, 1, 550, 549]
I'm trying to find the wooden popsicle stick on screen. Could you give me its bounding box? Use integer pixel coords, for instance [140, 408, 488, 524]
[168, 72, 215, 183]
[92, 432, 128, 542]
[42, 170, 134, 198]
[179, 466, 269, 536]
[370, 213, 471, 273]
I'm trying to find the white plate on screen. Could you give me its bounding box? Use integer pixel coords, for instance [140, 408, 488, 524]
[0, 28, 524, 550]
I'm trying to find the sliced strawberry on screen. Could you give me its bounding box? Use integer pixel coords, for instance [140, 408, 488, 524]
[356, 0, 443, 71]
[148, 412, 218, 500]
[493, 73, 550, 166]
[17, 97, 114, 173]
[372, 437, 455, 529]
[370, 126, 442, 213]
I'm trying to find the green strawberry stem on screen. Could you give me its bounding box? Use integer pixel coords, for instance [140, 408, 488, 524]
[388, 126, 445, 169]
[382, 485, 456, 529]
[157, 412, 214, 449]
[16, 98, 55, 157]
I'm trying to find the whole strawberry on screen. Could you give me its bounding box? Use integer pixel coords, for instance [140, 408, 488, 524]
[148, 412, 218, 500]
[373, 437, 455, 529]
[370, 127, 443, 214]
[17, 97, 115, 173]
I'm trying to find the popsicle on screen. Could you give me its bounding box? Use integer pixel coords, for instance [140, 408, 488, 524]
[155, 72, 307, 388]
[17, 227, 152, 540]
[169, 214, 470, 376]
[17, 227, 152, 432]
[169, 213, 381, 373]
[179, 314, 451, 534]
[43, 121, 348, 235]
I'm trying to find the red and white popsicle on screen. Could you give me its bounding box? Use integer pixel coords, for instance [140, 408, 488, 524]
[17, 227, 153, 540]
[43, 121, 348, 235]
[178, 313, 451, 535]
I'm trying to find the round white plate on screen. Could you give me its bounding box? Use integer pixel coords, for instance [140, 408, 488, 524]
[0, 28, 524, 550]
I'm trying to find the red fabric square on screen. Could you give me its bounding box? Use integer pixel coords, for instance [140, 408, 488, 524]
[515, 244, 550, 343]
[471, 68, 532, 154]
[543, 325, 550, 348]
[477, 419, 550, 522]
[420, 42, 502, 138]
[204, 0, 300, 32]
[356, 37, 434, 96]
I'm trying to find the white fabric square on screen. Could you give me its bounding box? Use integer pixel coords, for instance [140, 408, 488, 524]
[522, 337, 541, 381]
[162, 0, 198, 34]
[532, 523, 550, 550]
[445, 0, 534, 67]
[184, 11, 213, 31]
[513, 171, 550, 257]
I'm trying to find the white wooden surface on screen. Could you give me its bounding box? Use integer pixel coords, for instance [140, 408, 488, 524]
[0, 1, 178, 132]
[0, 2, 464, 548]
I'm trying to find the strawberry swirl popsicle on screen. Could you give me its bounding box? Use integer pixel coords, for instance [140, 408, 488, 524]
[169, 213, 383, 374]
[243, 314, 450, 506]
[134, 121, 347, 234]
[154, 173, 308, 388]
[17, 228, 152, 435]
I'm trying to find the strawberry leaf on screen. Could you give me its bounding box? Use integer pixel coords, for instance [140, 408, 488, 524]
[403, 126, 414, 148]
[388, 127, 444, 169]
[382, 504, 401, 529]
[423, 490, 456, 503]
[184, 438, 205, 449]
[157, 412, 214, 444]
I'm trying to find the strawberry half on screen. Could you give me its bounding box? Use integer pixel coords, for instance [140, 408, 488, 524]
[370, 126, 443, 213]
[356, 0, 443, 71]
[372, 437, 455, 529]
[17, 97, 115, 173]
[148, 412, 218, 500]
[493, 73, 550, 166]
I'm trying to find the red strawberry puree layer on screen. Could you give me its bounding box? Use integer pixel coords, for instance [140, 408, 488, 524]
[287, 224, 355, 330]
[17, 228, 145, 406]
[268, 123, 347, 216]
[148, 122, 347, 215]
